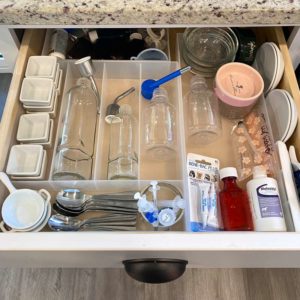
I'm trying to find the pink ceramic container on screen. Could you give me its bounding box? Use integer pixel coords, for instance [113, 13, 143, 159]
[215, 62, 264, 119]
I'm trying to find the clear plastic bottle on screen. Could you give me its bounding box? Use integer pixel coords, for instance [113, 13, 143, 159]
[143, 87, 176, 160]
[107, 104, 138, 180]
[246, 165, 287, 231]
[185, 76, 221, 145]
[53, 78, 98, 180]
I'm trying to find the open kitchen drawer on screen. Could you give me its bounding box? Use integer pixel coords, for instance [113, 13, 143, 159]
[0, 28, 299, 268]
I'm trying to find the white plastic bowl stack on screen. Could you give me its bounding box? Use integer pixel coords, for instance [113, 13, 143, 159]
[0, 172, 51, 232]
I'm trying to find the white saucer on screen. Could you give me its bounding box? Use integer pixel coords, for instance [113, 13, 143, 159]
[282, 90, 298, 142]
[253, 42, 284, 95]
[270, 43, 284, 92]
[265, 89, 291, 142]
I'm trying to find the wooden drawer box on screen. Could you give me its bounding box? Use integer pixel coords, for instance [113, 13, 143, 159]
[0, 28, 299, 268]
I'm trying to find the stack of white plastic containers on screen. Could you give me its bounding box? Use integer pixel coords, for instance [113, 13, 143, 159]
[6, 56, 62, 180]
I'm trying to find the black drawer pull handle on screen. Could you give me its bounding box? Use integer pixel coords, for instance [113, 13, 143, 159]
[123, 258, 188, 284]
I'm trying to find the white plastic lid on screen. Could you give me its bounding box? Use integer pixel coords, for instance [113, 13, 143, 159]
[253, 165, 267, 178]
[158, 208, 176, 227]
[219, 167, 238, 180]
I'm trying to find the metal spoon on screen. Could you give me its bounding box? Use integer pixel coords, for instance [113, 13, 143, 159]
[57, 189, 137, 209]
[53, 202, 137, 217]
[48, 214, 137, 231]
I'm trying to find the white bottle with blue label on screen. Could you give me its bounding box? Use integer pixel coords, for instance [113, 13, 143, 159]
[246, 166, 287, 231]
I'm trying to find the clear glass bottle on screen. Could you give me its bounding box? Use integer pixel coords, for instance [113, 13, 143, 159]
[53, 78, 98, 180]
[107, 104, 138, 180]
[143, 87, 176, 160]
[186, 76, 221, 145]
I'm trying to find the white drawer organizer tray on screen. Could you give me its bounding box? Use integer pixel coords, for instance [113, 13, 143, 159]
[1, 29, 300, 268]
[15, 59, 293, 231]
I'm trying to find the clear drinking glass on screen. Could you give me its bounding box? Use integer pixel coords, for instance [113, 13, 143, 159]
[52, 78, 98, 180]
[107, 104, 138, 180]
[143, 88, 176, 160]
[185, 76, 221, 145]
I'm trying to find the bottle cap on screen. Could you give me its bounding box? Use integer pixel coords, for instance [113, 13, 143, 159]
[158, 208, 176, 227]
[253, 165, 267, 178]
[219, 167, 238, 180]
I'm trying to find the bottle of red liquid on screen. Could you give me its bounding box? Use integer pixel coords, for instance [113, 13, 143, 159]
[219, 167, 254, 231]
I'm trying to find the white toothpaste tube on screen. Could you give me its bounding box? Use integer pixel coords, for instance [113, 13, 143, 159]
[198, 183, 210, 229]
[207, 182, 219, 228]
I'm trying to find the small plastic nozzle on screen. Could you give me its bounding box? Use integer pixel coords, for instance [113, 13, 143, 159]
[141, 66, 191, 100]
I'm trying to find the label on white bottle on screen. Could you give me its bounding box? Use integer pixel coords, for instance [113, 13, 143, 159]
[256, 184, 283, 218]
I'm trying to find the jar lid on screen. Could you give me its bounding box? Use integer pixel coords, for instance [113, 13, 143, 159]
[219, 167, 238, 180]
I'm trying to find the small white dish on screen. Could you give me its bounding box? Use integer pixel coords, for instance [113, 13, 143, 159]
[20, 78, 54, 107]
[265, 89, 291, 142]
[25, 56, 57, 79]
[31, 120, 54, 148]
[6, 145, 44, 176]
[24, 89, 57, 114]
[11, 150, 47, 180]
[17, 113, 50, 143]
[1, 189, 46, 230]
[282, 90, 298, 142]
[53, 64, 60, 87]
[56, 69, 63, 96]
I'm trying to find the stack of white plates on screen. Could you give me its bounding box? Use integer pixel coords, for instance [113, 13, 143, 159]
[252, 42, 284, 95]
[265, 89, 298, 142]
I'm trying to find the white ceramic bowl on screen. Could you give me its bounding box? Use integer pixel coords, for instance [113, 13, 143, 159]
[6, 144, 44, 176]
[25, 56, 57, 79]
[20, 78, 54, 107]
[1, 189, 46, 230]
[17, 113, 50, 143]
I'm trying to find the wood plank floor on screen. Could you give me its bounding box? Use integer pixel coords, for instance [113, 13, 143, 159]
[0, 268, 299, 300]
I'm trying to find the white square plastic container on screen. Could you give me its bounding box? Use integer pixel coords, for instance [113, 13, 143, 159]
[17, 113, 50, 143]
[20, 78, 54, 107]
[25, 56, 57, 79]
[6, 144, 44, 176]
